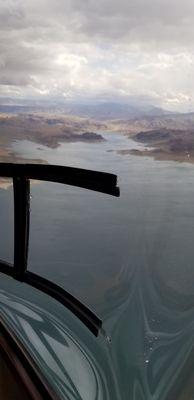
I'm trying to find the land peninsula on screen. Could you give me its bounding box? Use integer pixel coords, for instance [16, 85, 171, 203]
[0, 113, 105, 164]
[1, 104, 194, 166]
[112, 113, 194, 164]
[119, 128, 194, 163]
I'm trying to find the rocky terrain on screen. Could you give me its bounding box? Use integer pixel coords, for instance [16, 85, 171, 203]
[0, 113, 105, 163]
[1, 100, 194, 165]
[103, 112, 194, 164]
[110, 112, 194, 133]
[118, 127, 194, 163]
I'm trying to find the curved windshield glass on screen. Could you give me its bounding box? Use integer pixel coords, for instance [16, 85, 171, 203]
[1, 0, 194, 398]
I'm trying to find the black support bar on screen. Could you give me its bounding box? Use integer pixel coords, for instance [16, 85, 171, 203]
[13, 177, 30, 281]
[0, 163, 120, 197]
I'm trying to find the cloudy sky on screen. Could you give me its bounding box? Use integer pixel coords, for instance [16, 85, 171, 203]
[1, 0, 194, 110]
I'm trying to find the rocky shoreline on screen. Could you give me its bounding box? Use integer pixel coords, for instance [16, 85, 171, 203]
[118, 128, 194, 164]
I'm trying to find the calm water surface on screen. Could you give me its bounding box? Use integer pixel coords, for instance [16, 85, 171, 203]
[1, 132, 194, 399]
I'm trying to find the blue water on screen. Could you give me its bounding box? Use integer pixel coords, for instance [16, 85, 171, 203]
[1, 132, 194, 399]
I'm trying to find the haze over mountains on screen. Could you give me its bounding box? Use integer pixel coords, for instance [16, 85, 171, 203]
[2, 96, 194, 132]
[0, 97, 170, 120]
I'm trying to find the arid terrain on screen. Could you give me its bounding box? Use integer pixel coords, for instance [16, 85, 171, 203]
[111, 113, 194, 164]
[119, 128, 194, 163]
[1, 103, 194, 165]
[0, 112, 106, 163]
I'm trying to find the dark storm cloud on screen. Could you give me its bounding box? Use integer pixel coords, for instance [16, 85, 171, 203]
[41, 0, 194, 48]
[2, 0, 194, 51]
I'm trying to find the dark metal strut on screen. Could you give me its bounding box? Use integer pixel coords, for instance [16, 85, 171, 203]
[13, 176, 30, 280]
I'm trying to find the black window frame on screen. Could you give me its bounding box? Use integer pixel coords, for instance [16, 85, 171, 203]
[0, 163, 120, 336]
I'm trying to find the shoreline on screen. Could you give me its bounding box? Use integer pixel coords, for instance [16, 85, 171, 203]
[0, 113, 106, 165]
[118, 148, 194, 165]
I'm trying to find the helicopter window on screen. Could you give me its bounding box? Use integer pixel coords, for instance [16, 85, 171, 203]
[0, 163, 119, 336]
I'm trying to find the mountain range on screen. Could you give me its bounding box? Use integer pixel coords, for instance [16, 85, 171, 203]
[0, 97, 171, 120]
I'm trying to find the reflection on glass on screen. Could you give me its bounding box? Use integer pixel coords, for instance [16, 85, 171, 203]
[0, 276, 114, 400]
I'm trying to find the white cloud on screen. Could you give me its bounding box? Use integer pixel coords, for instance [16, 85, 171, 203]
[1, 0, 194, 110]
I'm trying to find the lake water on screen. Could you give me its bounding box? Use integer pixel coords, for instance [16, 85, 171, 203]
[1, 132, 194, 399]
